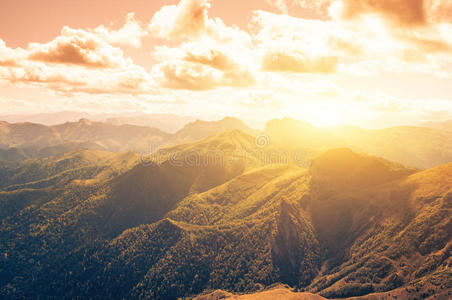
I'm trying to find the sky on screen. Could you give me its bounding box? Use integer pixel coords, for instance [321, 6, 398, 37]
[1, 0, 452, 128]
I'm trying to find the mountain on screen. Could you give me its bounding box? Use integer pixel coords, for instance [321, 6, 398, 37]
[0, 147, 29, 162]
[421, 119, 452, 132]
[0, 111, 96, 125]
[195, 285, 327, 299]
[0, 111, 195, 132]
[0, 120, 61, 148]
[1, 116, 451, 169]
[304, 149, 451, 298]
[264, 118, 452, 169]
[0, 129, 450, 299]
[105, 114, 196, 133]
[0, 149, 139, 220]
[53, 119, 169, 152]
[171, 117, 257, 144]
[326, 125, 452, 169]
[0, 117, 258, 162]
[0, 119, 168, 157]
[0, 130, 268, 298]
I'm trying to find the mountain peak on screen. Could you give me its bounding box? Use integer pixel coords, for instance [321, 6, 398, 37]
[173, 117, 255, 143]
[310, 148, 414, 189]
[266, 117, 314, 128]
[219, 116, 245, 124]
[78, 118, 93, 125]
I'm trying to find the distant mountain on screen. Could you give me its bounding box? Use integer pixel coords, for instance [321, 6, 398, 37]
[0, 117, 258, 162]
[421, 119, 452, 132]
[0, 111, 195, 132]
[264, 118, 452, 169]
[171, 117, 257, 144]
[0, 129, 450, 299]
[0, 111, 96, 125]
[105, 114, 196, 133]
[326, 125, 452, 169]
[53, 119, 169, 152]
[0, 119, 168, 157]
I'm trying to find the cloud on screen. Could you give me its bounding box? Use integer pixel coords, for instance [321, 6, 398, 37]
[155, 43, 241, 71]
[151, 36, 256, 90]
[0, 39, 26, 67]
[262, 51, 338, 73]
[276, 0, 452, 27]
[0, 19, 158, 96]
[339, 0, 426, 26]
[331, 0, 452, 27]
[242, 90, 284, 108]
[4, 60, 154, 95]
[353, 91, 407, 113]
[152, 61, 254, 90]
[184, 49, 238, 70]
[409, 36, 452, 53]
[149, 0, 252, 46]
[152, 62, 219, 90]
[0, 34, 154, 95]
[265, 0, 332, 15]
[94, 13, 147, 48]
[328, 36, 364, 56]
[253, 11, 342, 73]
[264, 0, 288, 13]
[253, 8, 452, 77]
[430, 0, 452, 23]
[148, 0, 256, 90]
[28, 26, 128, 68]
[149, 0, 210, 39]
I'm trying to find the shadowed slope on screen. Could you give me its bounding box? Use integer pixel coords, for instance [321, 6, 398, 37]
[304, 151, 452, 298]
[85, 164, 321, 299]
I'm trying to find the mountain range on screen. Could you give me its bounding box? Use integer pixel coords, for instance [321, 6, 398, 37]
[0, 123, 450, 299]
[1, 117, 452, 170]
[422, 119, 452, 132]
[0, 112, 196, 133]
[0, 121, 452, 299]
[0, 117, 255, 162]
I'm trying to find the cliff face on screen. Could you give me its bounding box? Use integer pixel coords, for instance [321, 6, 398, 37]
[271, 201, 320, 287]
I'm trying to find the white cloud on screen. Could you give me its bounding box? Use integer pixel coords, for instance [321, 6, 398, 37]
[149, 0, 211, 39]
[28, 26, 128, 68]
[94, 13, 147, 48]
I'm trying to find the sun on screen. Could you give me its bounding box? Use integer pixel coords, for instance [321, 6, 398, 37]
[291, 105, 344, 127]
[309, 109, 344, 127]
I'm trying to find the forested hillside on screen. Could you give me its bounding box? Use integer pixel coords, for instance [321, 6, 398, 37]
[0, 131, 450, 299]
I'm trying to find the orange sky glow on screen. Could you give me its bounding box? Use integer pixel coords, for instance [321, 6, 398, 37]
[0, 0, 452, 128]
